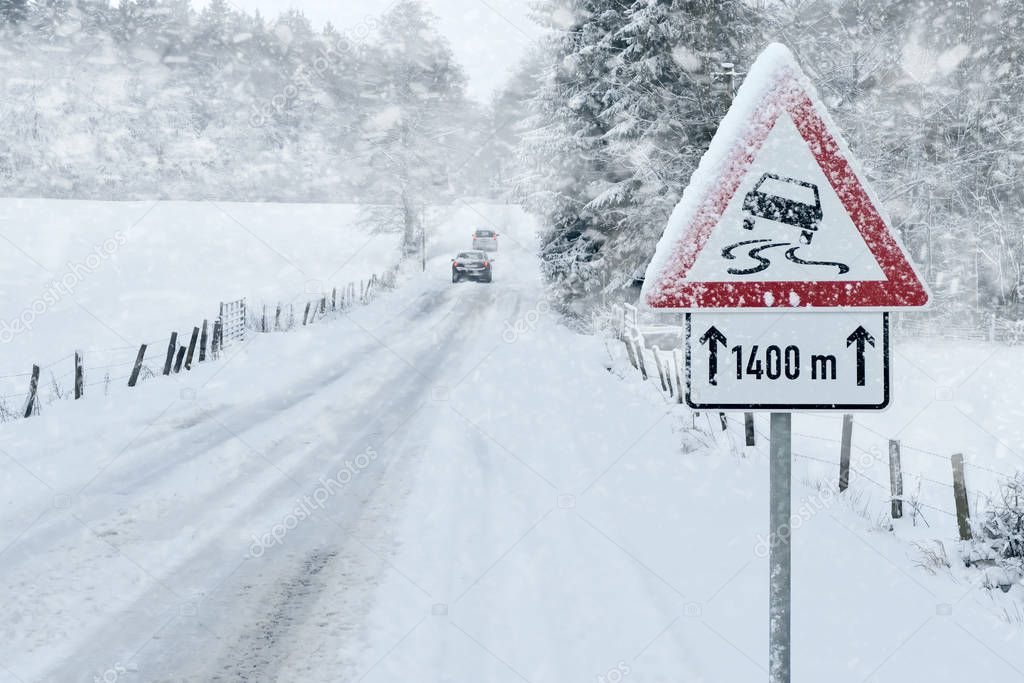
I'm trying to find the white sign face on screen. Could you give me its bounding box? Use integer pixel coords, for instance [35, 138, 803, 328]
[686, 312, 889, 411]
[641, 44, 930, 312]
[686, 113, 885, 284]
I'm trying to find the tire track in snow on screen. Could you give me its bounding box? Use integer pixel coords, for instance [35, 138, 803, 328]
[33, 276, 480, 682]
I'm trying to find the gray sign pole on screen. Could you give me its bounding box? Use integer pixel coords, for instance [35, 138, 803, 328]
[769, 412, 792, 683]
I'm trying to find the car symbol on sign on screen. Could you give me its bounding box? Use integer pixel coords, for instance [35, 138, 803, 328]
[742, 173, 822, 245]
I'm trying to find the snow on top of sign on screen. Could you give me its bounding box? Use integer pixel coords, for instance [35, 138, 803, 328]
[641, 43, 930, 310]
[642, 44, 801, 302]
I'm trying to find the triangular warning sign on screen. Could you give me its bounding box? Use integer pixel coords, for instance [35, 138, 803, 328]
[642, 44, 930, 311]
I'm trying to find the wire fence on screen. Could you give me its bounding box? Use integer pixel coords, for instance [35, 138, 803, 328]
[603, 310, 1021, 538]
[0, 267, 399, 423]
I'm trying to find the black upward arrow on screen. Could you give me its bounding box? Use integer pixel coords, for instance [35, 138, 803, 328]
[846, 326, 876, 387]
[700, 326, 728, 386]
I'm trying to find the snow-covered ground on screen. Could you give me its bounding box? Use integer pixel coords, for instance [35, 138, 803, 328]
[0, 199, 402, 406]
[1, 202, 1023, 682]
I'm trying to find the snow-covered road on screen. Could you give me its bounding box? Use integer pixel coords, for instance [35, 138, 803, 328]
[0, 203, 547, 681]
[3, 203, 1024, 682]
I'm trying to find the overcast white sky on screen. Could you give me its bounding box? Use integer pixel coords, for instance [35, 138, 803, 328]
[206, 0, 541, 101]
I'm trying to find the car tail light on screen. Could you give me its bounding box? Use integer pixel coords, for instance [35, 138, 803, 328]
[484, 261, 490, 267]
[453, 261, 459, 267]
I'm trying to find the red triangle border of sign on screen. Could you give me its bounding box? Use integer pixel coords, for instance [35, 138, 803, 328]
[646, 71, 929, 310]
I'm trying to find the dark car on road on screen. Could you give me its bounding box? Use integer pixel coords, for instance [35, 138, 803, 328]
[452, 250, 493, 283]
[742, 172, 823, 245]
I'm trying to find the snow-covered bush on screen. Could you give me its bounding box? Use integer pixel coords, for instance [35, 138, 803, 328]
[967, 474, 1024, 589]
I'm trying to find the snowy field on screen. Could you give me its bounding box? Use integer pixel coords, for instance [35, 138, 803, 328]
[1, 203, 1023, 682]
[0, 199, 403, 407]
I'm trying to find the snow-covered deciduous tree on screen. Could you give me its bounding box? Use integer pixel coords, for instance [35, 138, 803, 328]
[359, 1, 469, 253]
[0, 0, 492, 208]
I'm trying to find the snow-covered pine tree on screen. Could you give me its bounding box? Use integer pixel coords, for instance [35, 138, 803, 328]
[518, 0, 762, 315]
[517, 0, 631, 316]
[485, 50, 544, 199]
[0, 0, 28, 25]
[595, 0, 762, 304]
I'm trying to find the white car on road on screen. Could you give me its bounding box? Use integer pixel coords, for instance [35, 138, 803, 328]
[472, 228, 498, 251]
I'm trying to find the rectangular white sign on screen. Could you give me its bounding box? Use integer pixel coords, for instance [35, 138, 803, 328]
[685, 312, 889, 410]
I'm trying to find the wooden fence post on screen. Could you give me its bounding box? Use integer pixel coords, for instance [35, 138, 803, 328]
[889, 439, 903, 519]
[745, 413, 756, 447]
[128, 345, 147, 387]
[23, 364, 39, 418]
[624, 338, 638, 370]
[211, 321, 222, 358]
[673, 351, 684, 404]
[952, 453, 972, 540]
[303, 302, 311, 326]
[332, 288, 337, 311]
[199, 320, 209, 363]
[184, 327, 200, 371]
[275, 304, 282, 331]
[839, 414, 853, 492]
[217, 302, 225, 349]
[174, 346, 186, 374]
[719, 413, 729, 432]
[321, 296, 327, 315]
[633, 331, 648, 380]
[262, 305, 268, 332]
[164, 332, 178, 376]
[652, 346, 668, 392]
[74, 351, 84, 400]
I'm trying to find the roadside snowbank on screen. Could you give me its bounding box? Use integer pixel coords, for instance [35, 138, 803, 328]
[351, 312, 1024, 681]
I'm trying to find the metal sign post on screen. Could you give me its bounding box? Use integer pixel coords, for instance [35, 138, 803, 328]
[769, 413, 792, 683]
